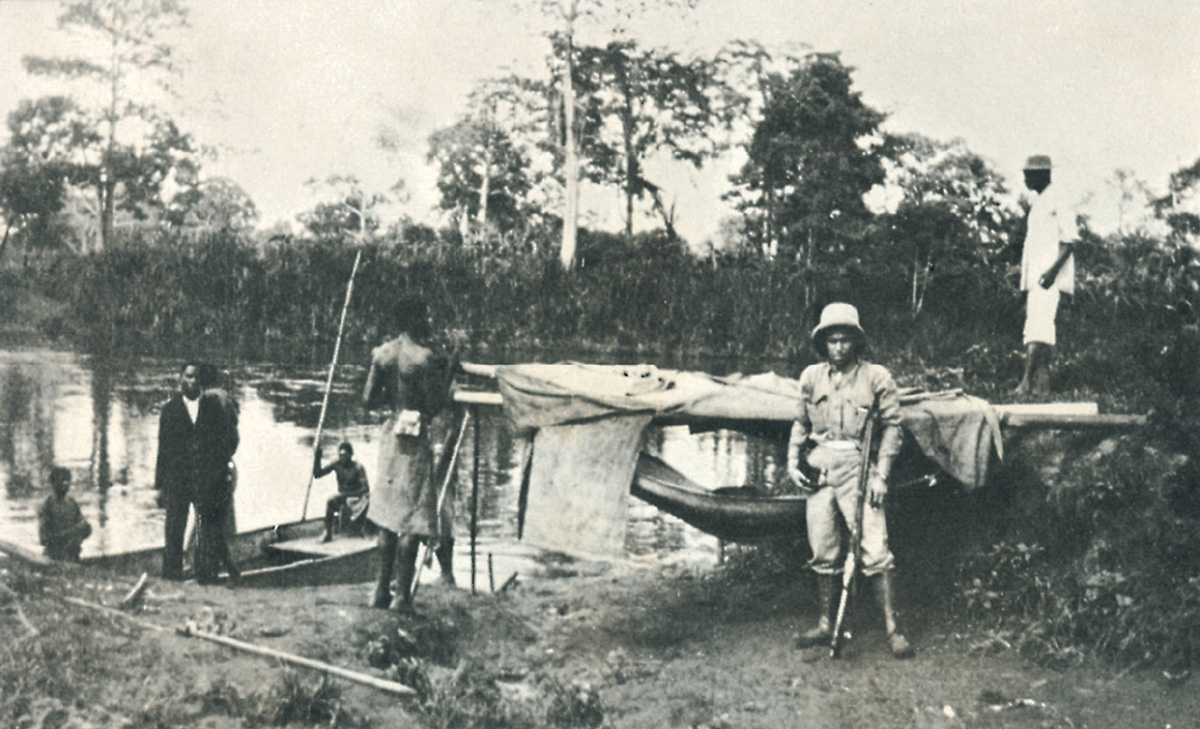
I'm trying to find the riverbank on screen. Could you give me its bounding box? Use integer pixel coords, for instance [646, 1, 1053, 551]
[3, 551, 1196, 729]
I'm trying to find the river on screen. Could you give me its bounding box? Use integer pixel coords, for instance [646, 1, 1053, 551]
[0, 348, 789, 572]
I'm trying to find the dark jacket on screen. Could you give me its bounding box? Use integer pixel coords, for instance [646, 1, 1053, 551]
[154, 392, 239, 510]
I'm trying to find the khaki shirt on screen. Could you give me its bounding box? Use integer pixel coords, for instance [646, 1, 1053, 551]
[788, 360, 903, 477]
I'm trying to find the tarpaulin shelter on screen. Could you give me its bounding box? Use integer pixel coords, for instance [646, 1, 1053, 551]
[494, 363, 1003, 559]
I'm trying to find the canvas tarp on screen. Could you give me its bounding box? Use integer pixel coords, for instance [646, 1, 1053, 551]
[497, 363, 1002, 555]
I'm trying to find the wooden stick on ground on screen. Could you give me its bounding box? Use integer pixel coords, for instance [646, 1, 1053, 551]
[0, 539, 56, 567]
[62, 596, 416, 697]
[14, 603, 40, 638]
[117, 572, 150, 610]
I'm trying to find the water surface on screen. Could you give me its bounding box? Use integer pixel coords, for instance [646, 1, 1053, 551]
[0, 349, 787, 570]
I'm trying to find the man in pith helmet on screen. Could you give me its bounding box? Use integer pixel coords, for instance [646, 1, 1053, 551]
[787, 302, 913, 658]
[1015, 154, 1077, 396]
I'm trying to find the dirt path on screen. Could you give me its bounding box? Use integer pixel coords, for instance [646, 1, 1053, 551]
[3, 555, 1197, 728]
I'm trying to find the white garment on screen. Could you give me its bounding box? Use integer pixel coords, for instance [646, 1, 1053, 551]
[1020, 184, 1075, 295]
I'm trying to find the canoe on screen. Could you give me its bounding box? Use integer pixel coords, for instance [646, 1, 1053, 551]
[78, 519, 379, 588]
[631, 453, 807, 542]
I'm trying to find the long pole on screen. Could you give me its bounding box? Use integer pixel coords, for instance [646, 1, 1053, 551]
[411, 408, 470, 601]
[470, 405, 480, 595]
[302, 248, 363, 520]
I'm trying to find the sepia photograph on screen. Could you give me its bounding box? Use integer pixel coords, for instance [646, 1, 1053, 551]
[1, 1, 1198, 727]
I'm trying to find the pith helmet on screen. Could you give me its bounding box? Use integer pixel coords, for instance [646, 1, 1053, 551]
[811, 302, 866, 341]
[1023, 154, 1052, 171]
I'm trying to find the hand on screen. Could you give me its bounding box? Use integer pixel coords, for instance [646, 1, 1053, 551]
[1038, 271, 1055, 289]
[788, 468, 816, 495]
[867, 474, 888, 509]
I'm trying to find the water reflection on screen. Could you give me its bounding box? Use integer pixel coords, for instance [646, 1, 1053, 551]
[1, 349, 787, 568]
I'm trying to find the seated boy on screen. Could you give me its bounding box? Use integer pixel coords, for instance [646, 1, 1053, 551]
[38, 467, 92, 562]
[313, 442, 370, 542]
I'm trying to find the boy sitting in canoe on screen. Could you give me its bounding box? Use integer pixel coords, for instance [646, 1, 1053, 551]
[313, 442, 370, 542]
[38, 467, 92, 562]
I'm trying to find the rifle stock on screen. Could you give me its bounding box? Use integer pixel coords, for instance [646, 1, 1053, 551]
[830, 396, 880, 659]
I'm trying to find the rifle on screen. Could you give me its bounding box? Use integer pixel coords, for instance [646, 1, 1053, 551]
[830, 395, 880, 659]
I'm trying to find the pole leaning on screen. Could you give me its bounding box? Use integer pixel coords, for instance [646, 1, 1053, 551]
[302, 248, 363, 521]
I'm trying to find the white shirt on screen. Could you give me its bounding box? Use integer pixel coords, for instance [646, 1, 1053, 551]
[1020, 183, 1075, 295]
[183, 395, 199, 424]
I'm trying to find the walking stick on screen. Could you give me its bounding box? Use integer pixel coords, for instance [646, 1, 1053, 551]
[410, 407, 471, 601]
[301, 248, 362, 521]
[830, 396, 880, 659]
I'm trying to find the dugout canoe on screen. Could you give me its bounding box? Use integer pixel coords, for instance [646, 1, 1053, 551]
[631, 453, 807, 542]
[76, 518, 378, 588]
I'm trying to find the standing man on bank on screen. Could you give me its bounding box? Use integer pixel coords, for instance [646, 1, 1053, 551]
[1015, 154, 1077, 396]
[154, 361, 240, 583]
[787, 303, 913, 658]
[363, 299, 457, 611]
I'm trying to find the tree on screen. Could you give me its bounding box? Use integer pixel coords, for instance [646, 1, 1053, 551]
[1153, 157, 1200, 245]
[166, 176, 258, 235]
[516, 0, 699, 269]
[22, 0, 192, 250]
[299, 175, 388, 242]
[727, 52, 885, 309]
[573, 39, 729, 241]
[427, 77, 545, 243]
[0, 97, 93, 259]
[872, 134, 1015, 318]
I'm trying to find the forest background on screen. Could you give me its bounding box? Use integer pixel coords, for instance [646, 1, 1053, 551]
[2, 0, 1200, 676]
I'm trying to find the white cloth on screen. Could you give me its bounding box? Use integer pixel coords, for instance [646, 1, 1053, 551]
[1024, 284, 1061, 346]
[1020, 184, 1075, 295]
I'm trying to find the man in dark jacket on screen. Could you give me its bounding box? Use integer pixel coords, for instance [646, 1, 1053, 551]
[155, 361, 240, 583]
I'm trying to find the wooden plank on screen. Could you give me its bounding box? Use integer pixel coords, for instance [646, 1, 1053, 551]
[1000, 412, 1147, 430]
[993, 402, 1100, 417]
[454, 390, 503, 406]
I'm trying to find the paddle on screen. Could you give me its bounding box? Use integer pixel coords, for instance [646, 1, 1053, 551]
[301, 248, 363, 521]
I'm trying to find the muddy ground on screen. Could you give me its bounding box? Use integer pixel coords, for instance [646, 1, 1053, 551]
[2, 548, 1197, 729]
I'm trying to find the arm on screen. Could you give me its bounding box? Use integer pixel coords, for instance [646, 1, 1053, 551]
[1039, 241, 1075, 289]
[312, 457, 336, 479]
[868, 369, 904, 509]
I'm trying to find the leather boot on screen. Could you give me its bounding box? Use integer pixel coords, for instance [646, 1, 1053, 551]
[435, 538, 456, 587]
[874, 571, 914, 659]
[794, 573, 836, 648]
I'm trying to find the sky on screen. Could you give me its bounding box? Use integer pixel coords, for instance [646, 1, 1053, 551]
[1, 0, 1198, 243]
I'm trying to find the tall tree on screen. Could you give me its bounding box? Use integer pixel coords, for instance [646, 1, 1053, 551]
[518, 0, 699, 269]
[427, 77, 545, 242]
[873, 134, 1015, 318]
[573, 40, 728, 241]
[22, 0, 191, 250]
[727, 52, 885, 311]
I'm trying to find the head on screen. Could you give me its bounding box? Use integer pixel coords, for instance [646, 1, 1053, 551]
[1023, 154, 1052, 194]
[197, 363, 220, 390]
[337, 442, 354, 464]
[179, 362, 202, 400]
[394, 298, 432, 341]
[50, 467, 71, 496]
[811, 303, 866, 368]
